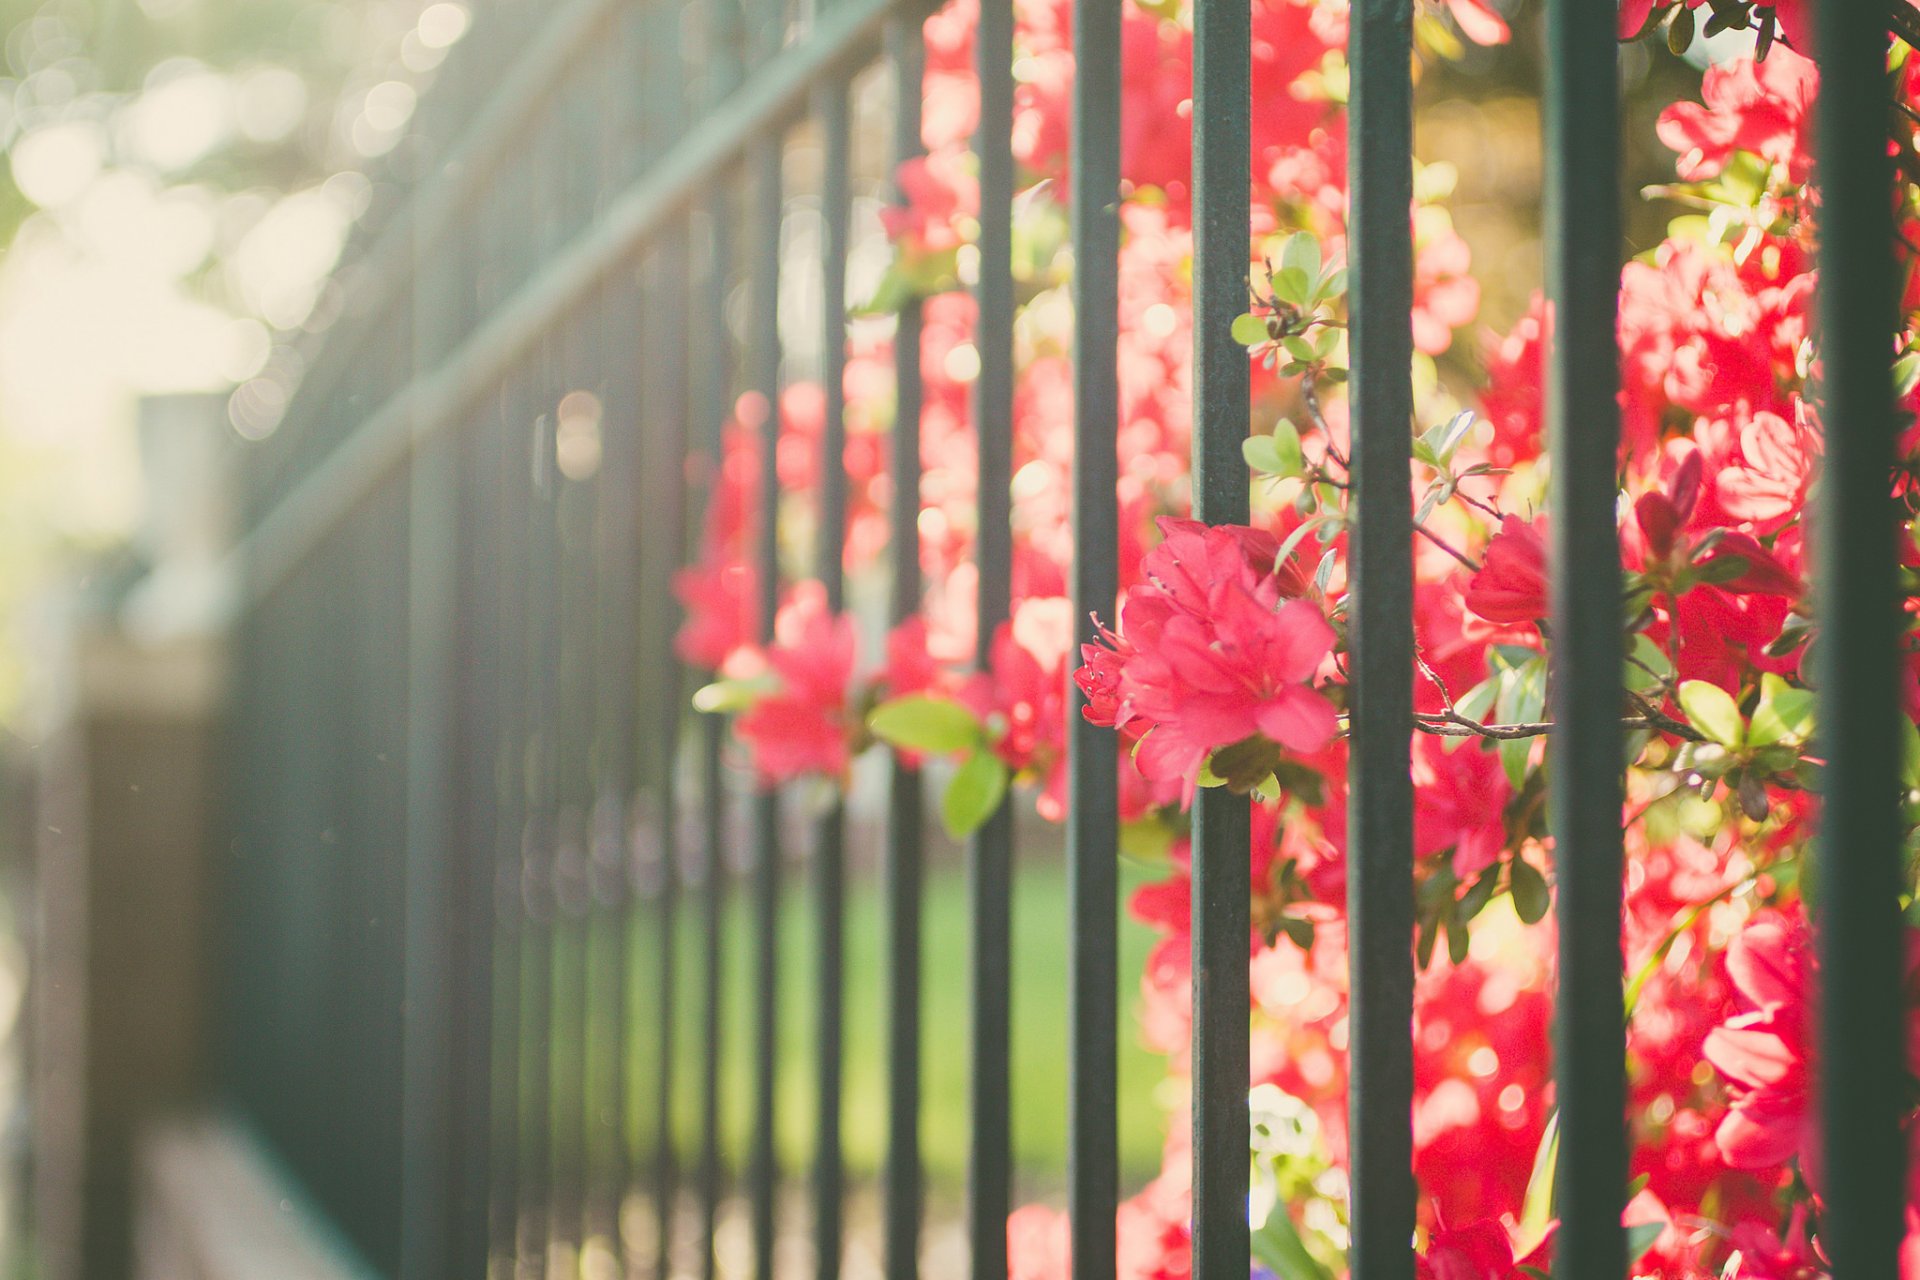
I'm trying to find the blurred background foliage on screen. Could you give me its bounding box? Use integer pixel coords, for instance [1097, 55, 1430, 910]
[0, 0, 457, 722]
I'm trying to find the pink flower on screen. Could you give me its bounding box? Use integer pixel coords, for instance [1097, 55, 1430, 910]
[1464, 516, 1548, 626]
[1412, 734, 1510, 879]
[735, 585, 859, 781]
[1656, 51, 1817, 185]
[1416, 1217, 1552, 1280]
[1078, 518, 1339, 789]
[1703, 909, 1820, 1182]
[673, 559, 755, 671]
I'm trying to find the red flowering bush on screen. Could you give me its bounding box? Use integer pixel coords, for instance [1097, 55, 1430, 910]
[674, 0, 1920, 1274]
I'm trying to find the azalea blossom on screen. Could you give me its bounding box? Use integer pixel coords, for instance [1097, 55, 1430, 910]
[1076, 517, 1339, 789]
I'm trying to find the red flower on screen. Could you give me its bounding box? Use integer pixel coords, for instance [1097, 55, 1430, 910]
[673, 559, 755, 671]
[1703, 909, 1820, 1182]
[1656, 50, 1816, 185]
[1464, 516, 1548, 626]
[1411, 733, 1510, 879]
[735, 585, 859, 781]
[1416, 1217, 1552, 1280]
[1079, 518, 1339, 789]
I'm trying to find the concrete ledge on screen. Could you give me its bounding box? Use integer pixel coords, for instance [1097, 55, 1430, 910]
[134, 1117, 380, 1280]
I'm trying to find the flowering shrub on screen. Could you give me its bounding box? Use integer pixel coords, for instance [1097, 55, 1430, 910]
[678, 0, 1920, 1274]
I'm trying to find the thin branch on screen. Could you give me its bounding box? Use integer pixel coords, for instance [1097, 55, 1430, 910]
[1415, 650, 1457, 714]
[1410, 707, 1703, 743]
[1627, 690, 1707, 742]
[1417, 523, 1483, 572]
[1456, 487, 1505, 522]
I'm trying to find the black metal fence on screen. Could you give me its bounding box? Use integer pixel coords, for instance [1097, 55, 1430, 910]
[218, 0, 1904, 1278]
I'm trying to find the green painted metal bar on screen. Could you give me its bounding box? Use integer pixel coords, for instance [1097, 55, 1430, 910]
[691, 4, 748, 1273]
[695, 186, 740, 1280]
[1188, 0, 1251, 1275]
[1066, 0, 1121, 1268]
[1542, 0, 1625, 1272]
[1345, 0, 1416, 1273]
[397, 73, 482, 1274]
[882, 14, 926, 1280]
[1813, 3, 1905, 1276]
[969, 0, 1016, 1273]
[484, 170, 534, 1280]
[812, 71, 853, 1280]
[748, 128, 787, 1280]
[515, 393, 561, 1279]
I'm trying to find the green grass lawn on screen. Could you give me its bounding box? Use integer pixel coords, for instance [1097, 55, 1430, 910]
[579, 847, 1172, 1194]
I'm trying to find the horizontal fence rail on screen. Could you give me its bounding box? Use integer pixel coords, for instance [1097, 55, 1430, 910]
[219, 0, 1906, 1278]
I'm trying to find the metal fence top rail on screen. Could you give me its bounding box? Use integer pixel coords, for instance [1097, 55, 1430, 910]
[223, 0, 910, 623]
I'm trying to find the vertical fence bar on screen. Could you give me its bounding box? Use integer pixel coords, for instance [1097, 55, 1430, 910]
[696, 190, 737, 1280]
[587, 15, 646, 1264]
[399, 120, 466, 1280]
[486, 161, 531, 1280]
[813, 73, 853, 1280]
[1543, 0, 1625, 1273]
[1187, 0, 1250, 1275]
[698, 0, 746, 1270]
[1343, 0, 1415, 1274]
[647, 230, 696, 1280]
[554, 311, 602, 1273]
[1814, 3, 1904, 1276]
[749, 128, 787, 1280]
[518, 391, 561, 1280]
[970, 0, 1017, 1274]
[450, 401, 503, 1280]
[643, 8, 697, 1271]
[592, 272, 644, 1264]
[883, 17, 927, 1280]
[1067, 0, 1121, 1271]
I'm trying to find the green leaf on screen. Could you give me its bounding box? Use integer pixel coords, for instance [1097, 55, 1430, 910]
[1120, 818, 1176, 864]
[1495, 655, 1546, 788]
[1666, 3, 1694, 54]
[1896, 350, 1920, 400]
[1627, 1221, 1664, 1265]
[1244, 421, 1304, 479]
[1312, 547, 1336, 595]
[1677, 680, 1744, 749]
[1274, 914, 1316, 952]
[1279, 231, 1322, 285]
[1244, 434, 1286, 475]
[868, 695, 984, 755]
[1231, 312, 1270, 347]
[1453, 676, 1499, 723]
[1515, 1111, 1559, 1257]
[1509, 856, 1550, 924]
[1746, 673, 1813, 749]
[1250, 1198, 1335, 1280]
[1271, 419, 1303, 477]
[1692, 552, 1751, 586]
[1624, 633, 1673, 694]
[692, 674, 778, 714]
[1419, 409, 1475, 466]
[942, 749, 1009, 839]
[1904, 717, 1920, 790]
[1273, 266, 1312, 308]
[1273, 514, 1335, 574]
[1457, 863, 1500, 921]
